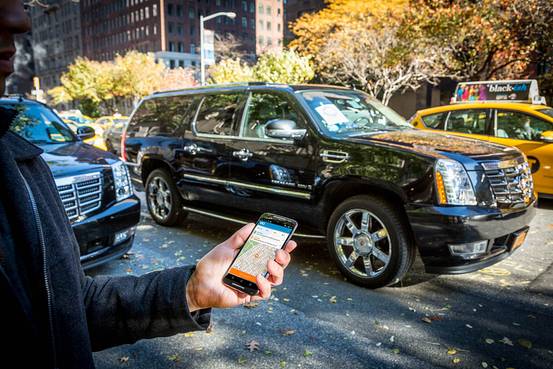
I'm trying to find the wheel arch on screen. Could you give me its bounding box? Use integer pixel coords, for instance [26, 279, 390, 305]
[141, 156, 175, 185]
[320, 178, 410, 232]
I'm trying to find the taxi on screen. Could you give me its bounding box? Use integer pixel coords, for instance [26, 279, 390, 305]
[410, 80, 553, 198]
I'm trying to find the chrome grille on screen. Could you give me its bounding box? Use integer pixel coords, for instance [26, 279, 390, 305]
[55, 172, 102, 222]
[482, 159, 534, 208]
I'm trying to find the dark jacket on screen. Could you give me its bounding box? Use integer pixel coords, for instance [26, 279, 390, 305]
[0, 128, 210, 369]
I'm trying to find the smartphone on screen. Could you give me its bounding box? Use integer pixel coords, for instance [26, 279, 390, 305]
[223, 213, 298, 295]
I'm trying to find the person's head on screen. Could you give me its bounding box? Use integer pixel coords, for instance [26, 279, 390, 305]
[0, 0, 31, 94]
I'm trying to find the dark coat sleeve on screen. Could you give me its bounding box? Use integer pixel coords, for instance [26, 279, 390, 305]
[81, 265, 211, 351]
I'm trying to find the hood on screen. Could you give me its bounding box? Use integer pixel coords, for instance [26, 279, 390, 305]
[347, 130, 522, 169]
[39, 141, 119, 178]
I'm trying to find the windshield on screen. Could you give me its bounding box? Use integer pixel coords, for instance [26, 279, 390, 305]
[538, 108, 553, 119]
[4, 103, 76, 144]
[298, 89, 411, 136]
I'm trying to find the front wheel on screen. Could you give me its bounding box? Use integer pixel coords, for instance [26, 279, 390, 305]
[145, 169, 187, 226]
[327, 195, 415, 288]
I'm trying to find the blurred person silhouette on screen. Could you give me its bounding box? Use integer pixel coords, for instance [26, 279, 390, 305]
[0, 1, 296, 368]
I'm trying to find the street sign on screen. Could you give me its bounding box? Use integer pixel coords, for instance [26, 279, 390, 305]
[203, 29, 215, 65]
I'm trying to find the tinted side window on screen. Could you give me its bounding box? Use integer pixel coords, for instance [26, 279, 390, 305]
[128, 95, 194, 137]
[241, 92, 306, 139]
[194, 93, 242, 136]
[496, 110, 553, 141]
[421, 112, 445, 129]
[445, 109, 488, 135]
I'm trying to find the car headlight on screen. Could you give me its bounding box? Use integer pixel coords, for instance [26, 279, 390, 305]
[111, 161, 132, 201]
[434, 159, 477, 205]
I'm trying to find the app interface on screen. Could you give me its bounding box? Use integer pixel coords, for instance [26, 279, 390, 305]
[229, 221, 292, 283]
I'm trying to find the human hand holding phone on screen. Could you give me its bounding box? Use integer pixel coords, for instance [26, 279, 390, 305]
[186, 223, 297, 312]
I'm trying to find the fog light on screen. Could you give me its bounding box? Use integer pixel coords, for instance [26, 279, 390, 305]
[114, 227, 136, 245]
[448, 240, 488, 259]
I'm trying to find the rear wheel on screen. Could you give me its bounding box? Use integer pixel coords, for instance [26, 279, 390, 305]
[326, 195, 415, 288]
[145, 169, 187, 226]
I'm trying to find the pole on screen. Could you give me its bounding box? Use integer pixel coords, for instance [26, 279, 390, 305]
[200, 15, 205, 86]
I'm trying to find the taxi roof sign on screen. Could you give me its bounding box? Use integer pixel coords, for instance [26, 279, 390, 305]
[451, 79, 545, 105]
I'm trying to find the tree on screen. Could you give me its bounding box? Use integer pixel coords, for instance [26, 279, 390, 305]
[47, 51, 197, 116]
[214, 33, 247, 62]
[290, 0, 435, 105]
[207, 50, 314, 85]
[208, 58, 254, 84]
[253, 50, 314, 84]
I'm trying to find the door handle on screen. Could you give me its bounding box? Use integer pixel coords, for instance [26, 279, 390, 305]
[183, 144, 212, 155]
[232, 149, 253, 161]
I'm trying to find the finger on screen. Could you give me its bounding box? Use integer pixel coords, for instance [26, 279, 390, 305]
[283, 240, 297, 254]
[274, 249, 291, 268]
[256, 274, 272, 299]
[227, 223, 255, 250]
[267, 260, 284, 286]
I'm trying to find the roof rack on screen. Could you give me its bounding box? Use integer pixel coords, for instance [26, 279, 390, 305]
[152, 82, 288, 95]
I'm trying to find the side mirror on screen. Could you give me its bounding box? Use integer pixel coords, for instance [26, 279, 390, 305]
[264, 119, 307, 141]
[77, 125, 96, 140]
[540, 130, 553, 143]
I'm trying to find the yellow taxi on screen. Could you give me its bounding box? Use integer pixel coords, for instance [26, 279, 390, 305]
[410, 80, 553, 198]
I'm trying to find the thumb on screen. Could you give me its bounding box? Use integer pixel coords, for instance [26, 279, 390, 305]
[227, 223, 255, 250]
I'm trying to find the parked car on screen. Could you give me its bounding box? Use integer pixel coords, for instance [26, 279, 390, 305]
[1, 96, 140, 269]
[410, 80, 553, 199]
[59, 111, 108, 151]
[121, 83, 535, 288]
[103, 116, 129, 155]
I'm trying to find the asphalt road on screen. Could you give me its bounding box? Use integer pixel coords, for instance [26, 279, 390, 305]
[91, 193, 553, 369]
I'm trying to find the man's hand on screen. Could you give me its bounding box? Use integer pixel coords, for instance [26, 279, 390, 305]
[185, 223, 297, 312]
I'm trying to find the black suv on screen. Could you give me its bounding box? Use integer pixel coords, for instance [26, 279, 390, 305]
[1, 97, 140, 269]
[122, 83, 535, 288]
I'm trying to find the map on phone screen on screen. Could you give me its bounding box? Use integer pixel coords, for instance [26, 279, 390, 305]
[229, 221, 292, 282]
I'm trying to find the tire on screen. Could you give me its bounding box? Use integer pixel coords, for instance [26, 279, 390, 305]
[145, 168, 187, 226]
[326, 195, 415, 288]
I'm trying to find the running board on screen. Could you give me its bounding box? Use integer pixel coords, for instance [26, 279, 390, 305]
[182, 205, 326, 239]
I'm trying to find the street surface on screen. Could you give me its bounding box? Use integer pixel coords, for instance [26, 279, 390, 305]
[92, 192, 553, 369]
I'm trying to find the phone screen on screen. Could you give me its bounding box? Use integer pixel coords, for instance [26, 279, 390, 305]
[228, 220, 294, 283]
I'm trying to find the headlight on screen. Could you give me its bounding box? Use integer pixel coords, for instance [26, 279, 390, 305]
[111, 161, 132, 201]
[434, 159, 477, 205]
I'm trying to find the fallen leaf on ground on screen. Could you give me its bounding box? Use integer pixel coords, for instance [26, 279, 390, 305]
[167, 354, 180, 362]
[281, 328, 296, 336]
[264, 350, 272, 356]
[500, 337, 514, 346]
[245, 340, 259, 352]
[466, 324, 473, 329]
[238, 355, 247, 364]
[243, 301, 260, 309]
[518, 339, 532, 349]
[329, 296, 337, 303]
[280, 360, 287, 367]
[485, 338, 495, 344]
[184, 332, 194, 337]
[447, 348, 457, 355]
[119, 356, 129, 363]
[482, 362, 488, 368]
[452, 357, 461, 364]
[421, 317, 432, 324]
[304, 349, 313, 357]
[391, 348, 400, 354]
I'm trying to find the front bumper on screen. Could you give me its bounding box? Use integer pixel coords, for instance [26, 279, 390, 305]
[406, 202, 536, 274]
[72, 196, 141, 270]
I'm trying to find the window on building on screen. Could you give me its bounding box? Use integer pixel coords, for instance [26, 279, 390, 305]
[242, 17, 247, 28]
[267, 37, 272, 46]
[177, 24, 183, 35]
[140, 8, 143, 20]
[250, 1, 254, 13]
[258, 35, 264, 45]
[168, 22, 174, 33]
[267, 21, 271, 31]
[189, 8, 195, 19]
[258, 4, 263, 14]
[167, 3, 173, 15]
[145, 6, 149, 18]
[277, 23, 280, 32]
[169, 60, 175, 69]
[153, 4, 157, 16]
[250, 18, 255, 29]
[179, 60, 184, 68]
[266, 5, 271, 14]
[176, 5, 182, 16]
[190, 25, 195, 35]
[190, 43, 195, 54]
[169, 41, 175, 51]
[178, 42, 184, 52]
[153, 24, 157, 34]
[259, 19, 264, 28]
[242, 0, 247, 11]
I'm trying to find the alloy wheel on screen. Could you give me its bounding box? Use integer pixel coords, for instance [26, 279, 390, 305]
[334, 208, 392, 278]
[147, 176, 172, 221]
